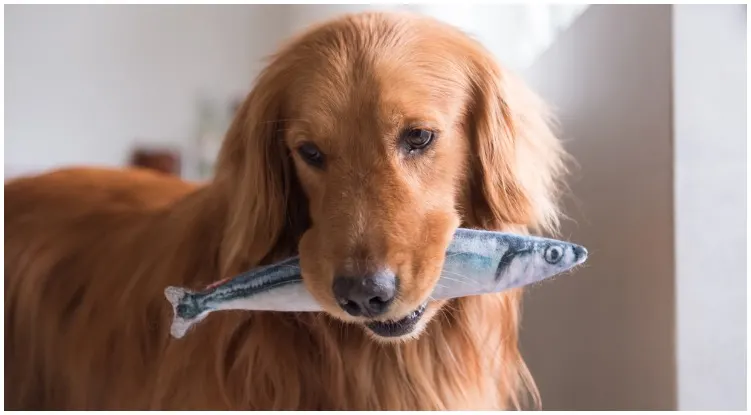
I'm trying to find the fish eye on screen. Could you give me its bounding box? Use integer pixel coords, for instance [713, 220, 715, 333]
[544, 245, 564, 264]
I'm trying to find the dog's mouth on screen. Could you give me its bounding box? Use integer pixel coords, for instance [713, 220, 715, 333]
[365, 302, 428, 337]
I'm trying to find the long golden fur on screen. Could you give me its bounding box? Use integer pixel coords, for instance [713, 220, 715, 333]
[5, 12, 568, 410]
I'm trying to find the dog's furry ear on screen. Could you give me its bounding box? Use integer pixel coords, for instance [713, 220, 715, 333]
[213, 61, 308, 276]
[465, 47, 568, 235]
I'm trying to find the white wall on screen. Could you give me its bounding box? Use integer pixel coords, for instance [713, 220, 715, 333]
[5, 5, 584, 180]
[673, 4, 747, 411]
[277, 4, 587, 74]
[416, 4, 587, 73]
[281, 4, 410, 37]
[5, 5, 286, 179]
[519, 5, 676, 410]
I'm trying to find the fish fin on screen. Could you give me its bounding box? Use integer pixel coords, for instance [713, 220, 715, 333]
[169, 312, 209, 339]
[163, 286, 205, 339]
[164, 286, 187, 308]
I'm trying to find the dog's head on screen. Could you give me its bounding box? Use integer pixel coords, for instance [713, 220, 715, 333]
[215, 12, 566, 342]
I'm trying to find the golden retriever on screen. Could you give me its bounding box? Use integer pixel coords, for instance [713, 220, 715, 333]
[4, 11, 568, 410]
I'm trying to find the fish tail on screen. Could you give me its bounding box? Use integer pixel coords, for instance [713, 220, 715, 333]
[163, 286, 208, 339]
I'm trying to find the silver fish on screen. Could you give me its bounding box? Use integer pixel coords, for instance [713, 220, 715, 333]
[165, 228, 588, 338]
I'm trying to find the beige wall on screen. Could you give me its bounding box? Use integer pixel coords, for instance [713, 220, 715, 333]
[519, 5, 677, 410]
[519, 4, 746, 410]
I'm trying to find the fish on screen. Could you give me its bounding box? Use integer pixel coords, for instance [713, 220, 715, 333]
[164, 228, 588, 339]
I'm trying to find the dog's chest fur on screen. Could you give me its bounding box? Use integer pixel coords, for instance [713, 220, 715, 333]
[155, 293, 521, 410]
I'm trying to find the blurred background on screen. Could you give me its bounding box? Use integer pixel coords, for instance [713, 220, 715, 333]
[4, 4, 747, 411]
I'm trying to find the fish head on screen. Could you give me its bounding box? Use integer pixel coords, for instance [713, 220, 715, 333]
[494, 237, 588, 290]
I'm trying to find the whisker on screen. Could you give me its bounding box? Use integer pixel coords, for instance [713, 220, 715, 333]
[438, 273, 481, 287]
[437, 275, 466, 283]
[442, 270, 483, 285]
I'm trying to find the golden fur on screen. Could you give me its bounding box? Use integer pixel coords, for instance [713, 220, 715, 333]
[4, 12, 568, 410]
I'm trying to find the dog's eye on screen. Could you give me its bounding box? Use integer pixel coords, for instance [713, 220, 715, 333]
[297, 142, 325, 169]
[402, 128, 436, 152]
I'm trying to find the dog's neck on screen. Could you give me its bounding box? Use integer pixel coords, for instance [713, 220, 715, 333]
[155, 183, 296, 287]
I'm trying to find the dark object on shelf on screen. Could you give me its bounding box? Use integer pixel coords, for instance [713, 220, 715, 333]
[130, 146, 181, 176]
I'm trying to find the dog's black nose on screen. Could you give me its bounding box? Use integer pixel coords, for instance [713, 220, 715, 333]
[332, 270, 397, 317]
